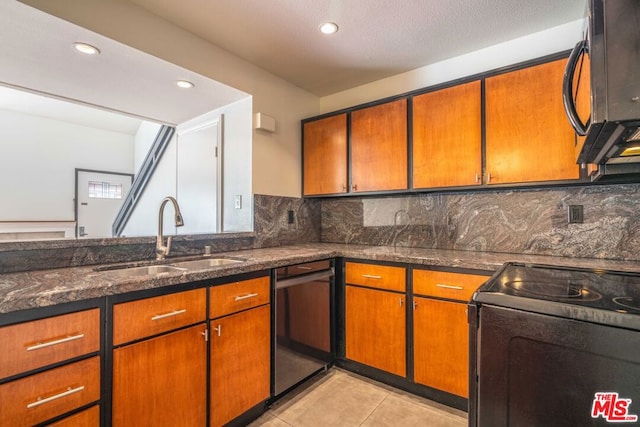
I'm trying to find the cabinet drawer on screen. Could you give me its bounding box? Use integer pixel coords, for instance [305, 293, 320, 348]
[345, 262, 406, 292]
[210, 276, 270, 319]
[277, 260, 331, 278]
[0, 356, 100, 427]
[0, 308, 100, 379]
[413, 269, 489, 301]
[113, 288, 206, 345]
[48, 405, 100, 427]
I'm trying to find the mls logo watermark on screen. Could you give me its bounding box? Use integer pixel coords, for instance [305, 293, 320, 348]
[592, 392, 638, 423]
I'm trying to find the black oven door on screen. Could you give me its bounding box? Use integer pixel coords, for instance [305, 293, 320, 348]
[474, 305, 640, 426]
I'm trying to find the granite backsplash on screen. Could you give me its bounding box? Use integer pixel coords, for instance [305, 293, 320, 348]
[2, 184, 640, 273]
[320, 183, 640, 261]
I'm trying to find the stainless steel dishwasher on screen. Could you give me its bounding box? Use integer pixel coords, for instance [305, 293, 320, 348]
[274, 260, 334, 396]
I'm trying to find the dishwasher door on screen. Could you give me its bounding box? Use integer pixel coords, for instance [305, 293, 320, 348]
[274, 260, 334, 396]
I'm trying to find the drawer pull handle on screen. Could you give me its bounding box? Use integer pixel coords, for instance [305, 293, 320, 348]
[27, 334, 85, 351]
[234, 293, 258, 301]
[27, 385, 85, 408]
[362, 274, 382, 279]
[213, 325, 222, 337]
[151, 309, 187, 321]
[297, 266, 313, 270]
[436, 284, 464, 290]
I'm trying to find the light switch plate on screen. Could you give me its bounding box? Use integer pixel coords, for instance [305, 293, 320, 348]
[234, 195, 242, 209]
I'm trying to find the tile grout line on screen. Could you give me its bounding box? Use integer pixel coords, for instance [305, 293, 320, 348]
[358, 392, 392, 426]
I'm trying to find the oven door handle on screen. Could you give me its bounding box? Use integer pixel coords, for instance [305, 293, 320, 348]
[276, 269, 334, 289]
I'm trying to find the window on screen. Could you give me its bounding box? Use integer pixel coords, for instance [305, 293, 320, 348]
[88, 181, 123, 199]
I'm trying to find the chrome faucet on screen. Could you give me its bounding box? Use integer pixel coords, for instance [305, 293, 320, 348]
[156, 196, 184, 260]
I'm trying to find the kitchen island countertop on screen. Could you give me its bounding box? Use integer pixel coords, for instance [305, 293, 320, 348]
[2, 243, 640, 315]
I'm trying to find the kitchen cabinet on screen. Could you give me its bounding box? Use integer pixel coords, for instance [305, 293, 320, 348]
[412, 269, 489, 398]
[345, 262, 406, 377]
[413, 81, 482, 188]
[209, 276, 271, 427]
[485, 58, 580, 184]
[111, 288, 207, 426]
[351, 99, 408, 192]
[0, 308, 101, 426]
[303, 113, 348, 196]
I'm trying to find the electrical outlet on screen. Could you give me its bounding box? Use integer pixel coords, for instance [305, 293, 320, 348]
[568, 205, 584, 224]
[287, 210, 295, 224]
[234, 195, 242, 209]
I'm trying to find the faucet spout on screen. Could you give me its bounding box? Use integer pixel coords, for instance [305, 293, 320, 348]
[156, 196, 184, 260]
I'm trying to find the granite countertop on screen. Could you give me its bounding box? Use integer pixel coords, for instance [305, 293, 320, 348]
[2, 243, 640, 315]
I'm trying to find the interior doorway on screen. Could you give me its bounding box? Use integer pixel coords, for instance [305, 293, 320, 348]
[75, 169, 133, 238]
[176, 115, 223, 234]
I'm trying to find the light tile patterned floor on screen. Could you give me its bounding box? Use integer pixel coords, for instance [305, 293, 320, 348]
[249, 368, 468, 427]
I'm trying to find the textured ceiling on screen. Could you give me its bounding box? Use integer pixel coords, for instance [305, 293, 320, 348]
[128, 0, 586, 96]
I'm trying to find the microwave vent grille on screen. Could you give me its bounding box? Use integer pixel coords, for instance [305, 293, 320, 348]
[627, 128, 640, 143]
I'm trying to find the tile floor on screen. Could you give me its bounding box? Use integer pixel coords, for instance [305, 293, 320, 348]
[249, 368, 468, 427]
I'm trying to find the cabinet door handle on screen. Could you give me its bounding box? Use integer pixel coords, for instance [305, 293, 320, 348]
[234, 293, 258, 301]
[27, 385, 85, 408]
[475, 173, 479, 183]
[352, 184, 358, 191]
[213, 325, 222, 337]
[342, 184, 347, 192]
[436, 283, 464, 290]
[487, 173, 492, 183]
[362, 274, 382, 279]
[413, 300, 417, 311]
[151, 309, 187, 321]
[26, 334, 85, 351]
[399, 297, 403, 307]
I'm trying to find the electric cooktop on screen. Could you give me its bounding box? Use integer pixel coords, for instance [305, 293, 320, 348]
[472, 262, 640, 331]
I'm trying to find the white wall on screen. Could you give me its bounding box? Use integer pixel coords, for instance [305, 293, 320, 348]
[0, 108, 134, 221]
[121, 134, 177, 237]
[320, 20, 585, 112]
[134, 121, 162, 174]
[22, 0, 320, 199]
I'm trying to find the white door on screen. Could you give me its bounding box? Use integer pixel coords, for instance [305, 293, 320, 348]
[77, 171, 132, 238]
[176, 118, 222, 234]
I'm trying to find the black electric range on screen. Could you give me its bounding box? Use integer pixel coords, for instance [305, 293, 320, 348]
[469, 262, 640, 427]
[473, 262, 640, 331]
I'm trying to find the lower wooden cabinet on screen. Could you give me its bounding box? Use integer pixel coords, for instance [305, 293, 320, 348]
[413, 298, 469, 397]
[210, 304, 271, 427]
[0, 356, 100, 427]
[412, 269, 489, 398]
[345, 285, 406, 377]
[111, 324, 208, 426]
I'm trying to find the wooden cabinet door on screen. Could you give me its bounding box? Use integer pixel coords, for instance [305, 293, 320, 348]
[413, 297, 468, 397]
[112, 324, 207, 426]
[351, 99, 408, 192]
[345, 286, 406, 377]
[210, 304, 270, 427]
[485, 58, 580, 184]
[303, 114, 348, 195]
[413, 81, 482, 188]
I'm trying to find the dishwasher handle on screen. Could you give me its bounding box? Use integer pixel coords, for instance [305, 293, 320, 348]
[276, 268, 334, 289]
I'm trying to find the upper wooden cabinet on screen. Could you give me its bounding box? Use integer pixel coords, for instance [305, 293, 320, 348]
[413, 81, 482, 188]
[351, 99, 408, 192]
[485, 58, 580, 184]
[303, 113, 348, 196]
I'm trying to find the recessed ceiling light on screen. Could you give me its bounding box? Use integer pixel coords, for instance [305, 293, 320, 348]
[176, 80, 195, 89]
[319, 22, 339, 35]
[73, 42, 100, 55]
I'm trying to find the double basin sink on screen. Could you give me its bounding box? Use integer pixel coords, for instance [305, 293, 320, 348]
[97, 257, 244, 278]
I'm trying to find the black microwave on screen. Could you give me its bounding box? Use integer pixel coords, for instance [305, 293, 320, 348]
[563, 0, 640, 178]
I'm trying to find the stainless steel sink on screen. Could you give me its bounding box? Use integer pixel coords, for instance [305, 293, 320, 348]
[169, 258, 244, 270]
[99, 265, 187, 278]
